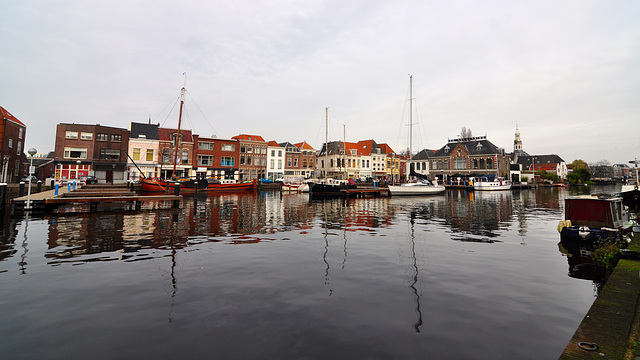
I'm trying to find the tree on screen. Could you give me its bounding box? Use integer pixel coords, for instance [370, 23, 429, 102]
[460, 127, 473, 139]
[571, 159, 589, 171]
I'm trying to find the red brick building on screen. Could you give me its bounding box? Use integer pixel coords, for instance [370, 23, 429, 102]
[54, 124, 129, 183]
[157, 127, 194, 179]
[0, 106, 27, 183]
[232, 134, 267, 180]
[192, 135, 240, 180]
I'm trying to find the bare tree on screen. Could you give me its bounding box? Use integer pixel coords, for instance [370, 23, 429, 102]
[460, 127, 473, 139]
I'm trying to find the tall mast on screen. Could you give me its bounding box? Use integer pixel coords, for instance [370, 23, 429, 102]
[172, 73, 187, 179]
[325, 107, 329, 179]
[343, 124, 346, 180]
[408, 75, 413, 180]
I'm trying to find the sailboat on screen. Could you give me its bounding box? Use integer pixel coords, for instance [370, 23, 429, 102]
[309, 107, 351, 198]
[140, 75, 255, 193]
[388, 75, 446, 196]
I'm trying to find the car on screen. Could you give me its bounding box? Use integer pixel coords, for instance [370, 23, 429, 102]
[20, 175, 38, 183]
[81, 176, 99, 184]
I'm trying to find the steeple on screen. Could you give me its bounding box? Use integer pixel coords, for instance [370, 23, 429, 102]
[514, 122, 523, 154]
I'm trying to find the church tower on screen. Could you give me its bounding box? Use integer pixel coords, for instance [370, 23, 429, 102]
[514, 123, 524, 155]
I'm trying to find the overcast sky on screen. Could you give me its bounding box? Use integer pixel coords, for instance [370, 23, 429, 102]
[2, 1, 639, 165]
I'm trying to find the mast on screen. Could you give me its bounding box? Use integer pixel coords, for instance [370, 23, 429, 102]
[172, 73, 187, 180]
[343, 124, 346, 180]
[408, 75, 413, 181]
[325, 107, 329, 179]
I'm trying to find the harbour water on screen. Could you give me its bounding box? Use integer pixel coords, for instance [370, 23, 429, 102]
[0, 186, 618, 359]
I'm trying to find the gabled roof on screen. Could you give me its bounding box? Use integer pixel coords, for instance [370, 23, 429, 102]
[516, 154, 565, 169]
[130, 122, 159, 140]
[267, 140, 281, 147]
[378, 143, 396, 156]
[0, 106, 26, 127]
[232, 134, 265, 142]
[294, 141, 315, 150]
[432, 137, 501, 157]
[158, 127, 193, 142]
[413, 149, 436, 160]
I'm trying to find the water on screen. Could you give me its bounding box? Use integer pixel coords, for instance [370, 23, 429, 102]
[0, 187, 617, 359]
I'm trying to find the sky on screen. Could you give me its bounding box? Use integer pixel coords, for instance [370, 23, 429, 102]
[1, 0, 639, 165]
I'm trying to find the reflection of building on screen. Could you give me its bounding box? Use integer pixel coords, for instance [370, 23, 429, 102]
[54, 124, 130, 183]
[0, 106, 27, 183]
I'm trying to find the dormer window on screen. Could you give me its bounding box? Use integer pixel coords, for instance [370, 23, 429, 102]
[444, 145, 450, 153]
[476, 142, 483, 150]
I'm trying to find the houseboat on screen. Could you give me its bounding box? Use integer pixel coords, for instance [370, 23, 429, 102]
[557, 195, 630, 245]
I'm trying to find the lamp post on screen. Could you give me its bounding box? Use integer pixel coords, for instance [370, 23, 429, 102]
[25, 148, 37, 211]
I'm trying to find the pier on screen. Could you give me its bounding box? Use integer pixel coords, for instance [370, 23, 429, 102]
[10, 183, 182, 214]
[559, 231, 640, 359]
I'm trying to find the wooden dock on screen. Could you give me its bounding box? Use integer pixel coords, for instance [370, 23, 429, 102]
[10, 184, 182, 213]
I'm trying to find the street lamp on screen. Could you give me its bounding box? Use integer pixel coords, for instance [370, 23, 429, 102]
[25, 148, 37, 211]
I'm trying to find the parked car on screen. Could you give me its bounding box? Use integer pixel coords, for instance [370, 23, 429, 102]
[81, 176, 99, 184]
[20, 175, 38, 183]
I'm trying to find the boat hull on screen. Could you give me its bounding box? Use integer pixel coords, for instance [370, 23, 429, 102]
[388, 184, 446, 195]
[140, 178, 208, 193]
[473, 183, 512, 191]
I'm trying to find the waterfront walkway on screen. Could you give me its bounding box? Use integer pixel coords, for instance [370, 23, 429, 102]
[559, 231, 640, 359]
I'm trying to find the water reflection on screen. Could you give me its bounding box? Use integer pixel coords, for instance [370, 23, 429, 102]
[0, 187, 609, 360]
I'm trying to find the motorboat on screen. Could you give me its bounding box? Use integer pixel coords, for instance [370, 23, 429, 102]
[472, 175, 512, 191]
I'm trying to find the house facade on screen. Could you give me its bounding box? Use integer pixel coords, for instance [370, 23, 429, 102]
[0, 106, 27, 183]
[192, 135, 240, 180]
[128, 122, 160, 179]
[54, 123, 130, 183]
[429, 135, 510, 183]
[294, 141, 316, 179]
[266, 141, 284, 180]
[157, 127, 194, 179]
[516, 154, 568, 180]
[232, 134, 267, 180]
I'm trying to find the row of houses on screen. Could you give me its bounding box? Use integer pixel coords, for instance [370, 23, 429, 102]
[2, 104, 572, 185]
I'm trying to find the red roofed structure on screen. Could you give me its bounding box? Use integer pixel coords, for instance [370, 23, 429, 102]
[0, 106, 27, 183]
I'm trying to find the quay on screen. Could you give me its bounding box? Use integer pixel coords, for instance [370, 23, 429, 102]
[559, 231, 640, 359]
[343, 186, 389, 198]
[10, 183, 182, 214]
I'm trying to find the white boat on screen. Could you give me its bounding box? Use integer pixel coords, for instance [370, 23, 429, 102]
[388, 75, 445, 197]
[472, 176, 512, 191]
[389, 180, 446, 195]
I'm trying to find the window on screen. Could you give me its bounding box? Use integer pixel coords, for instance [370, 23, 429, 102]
[246, 156, 252, 165]
[472, 159, 478, 169]
[287, 158, 292, 167]
[198, 141, 214, 150]
[222, 144, 235, 152]
[97, 133, 108, 141]
[81, 132, 93, 140]
[162, 149, 171, 163]
[133, 148, 141, 161]
[246, 146, 253, 153]
[278, 150, 282, 157]
[270, 159, 275, 169]
[486, 158, 493, 169]
[198, 155, 213, 166]
[454, 158, 466, 170]
[146, 149, 154, 161]
[111, 134, 122, 142]
[182, 150, 189, 164]
[278, 159, 282, 169]
[221, 157, 234, 166]
[64, 147, 87, 159]
[8, 139, 12, 148]
[66, 131, 78, 139]
[18, 128, 23, 139]
[17, 141, 21, 154]
[271, 150, 275, 157]
[100, 148, 120, 160]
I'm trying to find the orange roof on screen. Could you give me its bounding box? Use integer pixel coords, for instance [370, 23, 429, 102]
[232, 134, 265, 142]
[378, 143, 396, 155]
[294, 141, 315, 150]
[0, 106, 26, 127]
[267, 140, 280, 147]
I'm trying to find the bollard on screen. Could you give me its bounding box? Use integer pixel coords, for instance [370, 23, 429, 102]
[72, 181, 76, 190]
[68, 182, 71, 191]
[55, 181, 59, 195]
[37, 180, 42, 193]
[194, 181, 198, 197]
[50, 179, 54, 188]
[0, 183, 7, 211]
[19, 182, 25, 197]
[174, 182, 181, 196]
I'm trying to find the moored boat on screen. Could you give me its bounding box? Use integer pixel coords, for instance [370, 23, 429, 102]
[389, 180, 445, 195]
[472, 175, 512, 191]
[140, 177, 208, 193]
[557, 195, 631, 244]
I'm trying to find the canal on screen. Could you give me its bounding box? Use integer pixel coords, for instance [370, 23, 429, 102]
[0, 186, 617, 359]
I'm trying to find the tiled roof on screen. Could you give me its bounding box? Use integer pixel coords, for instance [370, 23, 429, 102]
[0, 106, 26, 127]
[294, 141, 315, 150]
[432, 138, 501, 157]
[233, 134, 265, 142]
[267, 140, 280, 147]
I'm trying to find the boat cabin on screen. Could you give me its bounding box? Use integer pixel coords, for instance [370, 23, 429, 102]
[565, 195, 628, 229]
